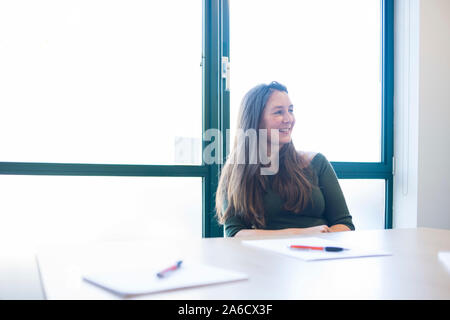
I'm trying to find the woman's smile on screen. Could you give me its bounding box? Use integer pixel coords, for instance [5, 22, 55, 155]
[279, 127, 291, 134]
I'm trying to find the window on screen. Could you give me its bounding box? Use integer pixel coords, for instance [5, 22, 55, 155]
[0, 0, 202, 165]
[0, 0, 211, 246]
[0, 1, 393, 243]
[0, 176, 202, 250]
[230, 0, 382, 162]
[339, 179, 386, 230]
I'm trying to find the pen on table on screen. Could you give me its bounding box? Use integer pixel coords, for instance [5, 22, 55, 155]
[289, 245, 349, 252]
[156, 260, 183, 278]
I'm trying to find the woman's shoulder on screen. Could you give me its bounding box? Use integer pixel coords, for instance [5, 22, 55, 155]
[297, 150, 330, 170]
[297, 150, 320, 165]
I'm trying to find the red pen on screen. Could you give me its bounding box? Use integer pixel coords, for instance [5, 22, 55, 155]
[156, 260, 183, 278]
[290, 245, 348, 252]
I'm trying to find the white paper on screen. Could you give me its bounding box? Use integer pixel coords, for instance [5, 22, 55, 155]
[242, 237, 392, 261]
[438, 251, 450, 273]
[82, 261, 248, 297]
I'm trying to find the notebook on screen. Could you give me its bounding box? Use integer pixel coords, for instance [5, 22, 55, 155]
[37, 245, 248, 299]
[82, 261, 248, 297]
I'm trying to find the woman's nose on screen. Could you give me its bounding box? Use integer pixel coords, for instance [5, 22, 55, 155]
[283, 112, 294, 123]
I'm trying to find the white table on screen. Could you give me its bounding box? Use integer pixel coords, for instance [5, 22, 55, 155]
[2, 228, 450, 299]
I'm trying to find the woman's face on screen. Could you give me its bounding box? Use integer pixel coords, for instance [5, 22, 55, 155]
[259, 90, 295, 147]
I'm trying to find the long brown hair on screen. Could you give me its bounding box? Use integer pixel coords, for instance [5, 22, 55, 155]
[215, 82, 315, 228]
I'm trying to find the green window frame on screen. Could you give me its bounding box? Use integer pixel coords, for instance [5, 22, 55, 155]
[0, 0, 393, 238]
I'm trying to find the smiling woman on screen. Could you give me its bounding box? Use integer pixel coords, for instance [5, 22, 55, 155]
[215, 82, 355, 237]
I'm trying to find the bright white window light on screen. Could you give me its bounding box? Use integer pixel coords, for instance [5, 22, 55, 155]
[229, 0, 382, 162]
[0, 0, 202, 165]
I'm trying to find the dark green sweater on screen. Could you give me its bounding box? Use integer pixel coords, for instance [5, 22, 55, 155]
[224, 153, 355, 237]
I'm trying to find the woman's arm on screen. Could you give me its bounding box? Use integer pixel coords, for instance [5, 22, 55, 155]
[312, 154, 355, 231]
[233, 224, 349, 237]
[329, 224, 351, 232]
[233, 225, 330, 237]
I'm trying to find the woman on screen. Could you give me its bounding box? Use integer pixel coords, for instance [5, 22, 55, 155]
[215, 81, 355, 237]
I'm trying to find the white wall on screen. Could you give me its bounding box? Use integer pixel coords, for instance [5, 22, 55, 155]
[394, 0, 450, 230]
